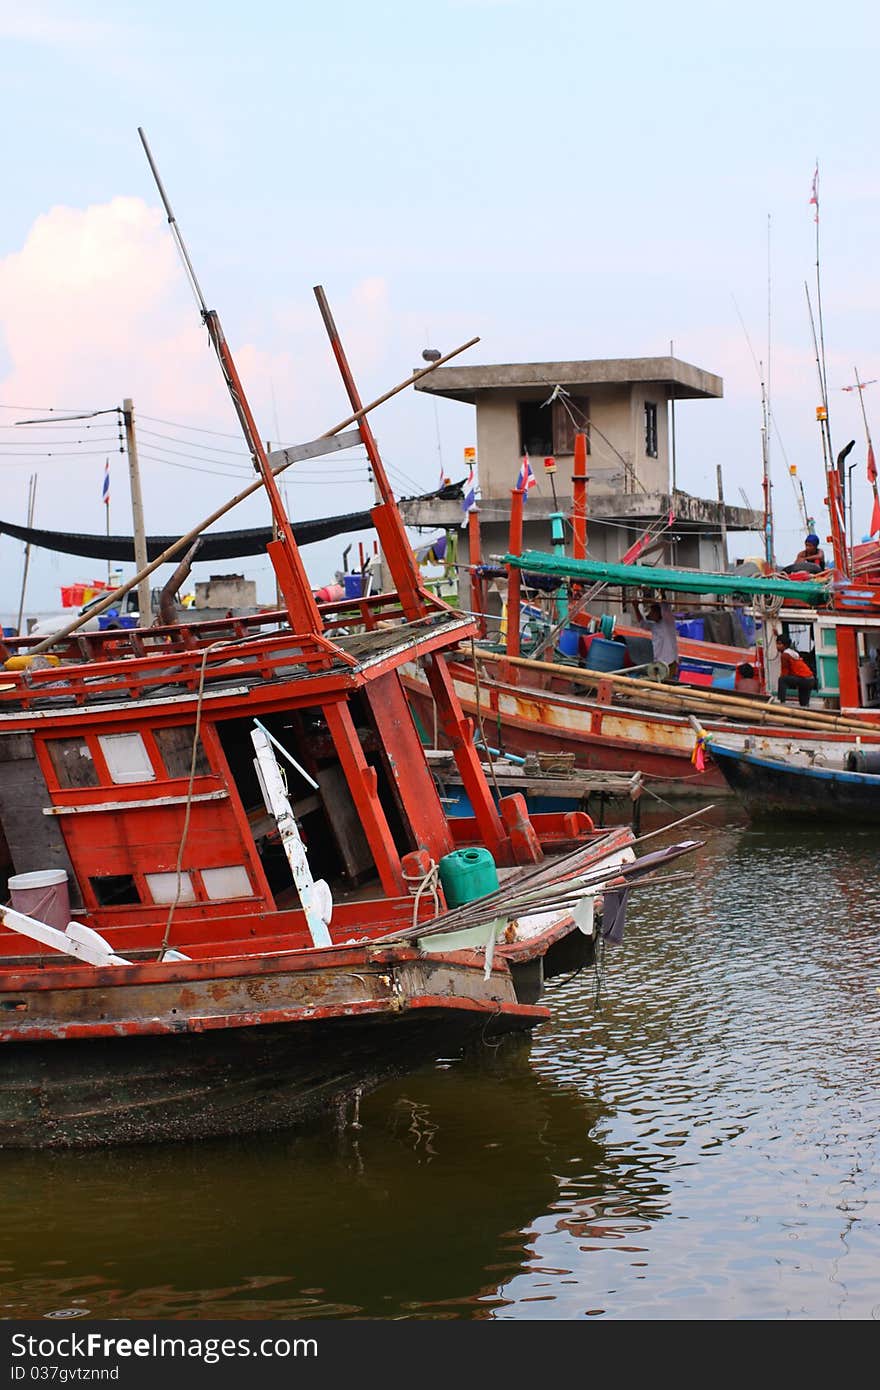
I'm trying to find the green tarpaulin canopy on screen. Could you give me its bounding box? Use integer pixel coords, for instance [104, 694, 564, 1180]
[503, 551, 831, 605]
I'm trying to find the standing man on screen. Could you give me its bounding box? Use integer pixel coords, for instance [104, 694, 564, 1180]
[632, 598, 679, 681]
[775, 635, 816, 707]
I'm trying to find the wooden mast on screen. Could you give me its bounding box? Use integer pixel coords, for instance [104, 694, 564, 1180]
[312, 285, 509, 861]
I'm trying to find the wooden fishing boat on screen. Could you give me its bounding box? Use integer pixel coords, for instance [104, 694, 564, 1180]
[0, 147, 696, 1149]
[704, 736, 880, 821]
[401, 545, 880, 797]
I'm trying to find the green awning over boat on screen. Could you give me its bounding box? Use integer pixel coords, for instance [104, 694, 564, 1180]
[503, 551, 831, 604]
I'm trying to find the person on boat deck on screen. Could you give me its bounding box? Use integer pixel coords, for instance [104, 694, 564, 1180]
[775, 635, 816, 707]
[735, 661, 761, 695]
[631, 599, 679, 680]
[782, 533, 826, 574]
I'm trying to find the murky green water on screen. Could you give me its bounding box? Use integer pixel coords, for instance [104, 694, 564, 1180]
[2, 808, 879, 1320]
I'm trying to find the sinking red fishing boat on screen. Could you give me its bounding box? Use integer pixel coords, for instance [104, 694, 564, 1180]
[0, 140, 694, 1149]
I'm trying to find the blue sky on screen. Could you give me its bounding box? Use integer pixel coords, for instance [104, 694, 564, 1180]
[2, 0, 879, 616]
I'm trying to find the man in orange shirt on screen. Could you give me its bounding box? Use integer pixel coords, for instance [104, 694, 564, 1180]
[775, 634, 816, 707]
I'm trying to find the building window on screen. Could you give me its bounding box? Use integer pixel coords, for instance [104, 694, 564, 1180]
[553, 394, 590, 456]
[519, 394, 591, 458]
[519, 401, 553, 458]
[645, 402, 658, 458]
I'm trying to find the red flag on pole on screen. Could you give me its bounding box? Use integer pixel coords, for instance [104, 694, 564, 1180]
[871, 493, 880, 538]
[868, 442, 877, 484]
[809, 163, 819, 222]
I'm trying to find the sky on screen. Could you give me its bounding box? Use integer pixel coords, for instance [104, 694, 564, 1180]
[2, 0, 879, 621]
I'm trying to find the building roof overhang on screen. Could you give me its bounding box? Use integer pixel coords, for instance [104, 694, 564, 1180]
[414, 356, 723, 404]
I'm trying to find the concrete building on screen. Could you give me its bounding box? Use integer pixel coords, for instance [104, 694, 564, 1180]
[403, 357, 761, 594]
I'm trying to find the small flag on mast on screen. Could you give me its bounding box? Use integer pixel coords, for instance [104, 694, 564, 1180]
[516, 451, 537, 498]
[102, 458, 110, 507]
[461, 446, 478, 524]
[809, 163, 819, 222]
[868, 443, 877, 485]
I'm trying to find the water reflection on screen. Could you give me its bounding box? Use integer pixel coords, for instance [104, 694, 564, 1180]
[3, 810, 879, 1319]
[0, 1041, 668, 1320]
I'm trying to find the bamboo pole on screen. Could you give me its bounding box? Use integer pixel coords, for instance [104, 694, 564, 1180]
[472, 648, 877, 737]
[26, 337, 478, 655]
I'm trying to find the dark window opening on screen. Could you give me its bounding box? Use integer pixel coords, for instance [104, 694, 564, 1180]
[215, 707, 379, 897]
[90, 874, 140, 906]
[645, 402, 658, 458]
[154, 724, 210, 779]
[519, 401, 553, 458]
[45, 738, 99, 788]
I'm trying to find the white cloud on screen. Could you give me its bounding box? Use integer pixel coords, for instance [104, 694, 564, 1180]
[0, 197, 407, 615]
[0, 4, 115, 44]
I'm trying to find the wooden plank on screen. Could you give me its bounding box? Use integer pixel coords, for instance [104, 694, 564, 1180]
[317, 762, 375, 884]
[43, 790, 230, 816]
[0, 733, 82, 904]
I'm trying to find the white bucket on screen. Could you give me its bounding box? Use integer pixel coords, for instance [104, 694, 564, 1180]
[8, 869, 71, 932]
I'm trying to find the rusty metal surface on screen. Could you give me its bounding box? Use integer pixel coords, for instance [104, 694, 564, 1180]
[0, 940, 527, 1041]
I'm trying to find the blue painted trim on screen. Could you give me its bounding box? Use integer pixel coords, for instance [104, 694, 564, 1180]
[708, 741, 880, 787]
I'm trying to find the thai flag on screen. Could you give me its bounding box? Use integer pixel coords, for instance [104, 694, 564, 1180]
[516, 452, 537, 498]
[101, 458, 110, 507]
[460, 461, 478, 525]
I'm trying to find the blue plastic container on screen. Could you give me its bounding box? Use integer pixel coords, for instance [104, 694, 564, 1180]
[98, 612, 137, 631]
[343, 572, 364, 599]
[737, 612, 756, 643]
[676, 618, 705, 641]
[582, 637, 627, 672]
[557, 627, 581, 657]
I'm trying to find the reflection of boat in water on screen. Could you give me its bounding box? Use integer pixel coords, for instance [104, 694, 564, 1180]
[0, 1044, 654, 1320]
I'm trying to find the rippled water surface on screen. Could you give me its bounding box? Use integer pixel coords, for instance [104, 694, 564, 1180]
[2, 808, 879, 1320]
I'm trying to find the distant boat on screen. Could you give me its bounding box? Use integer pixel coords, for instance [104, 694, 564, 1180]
[705, 737, 880, 821]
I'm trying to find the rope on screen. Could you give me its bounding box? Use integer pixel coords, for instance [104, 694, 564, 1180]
[410, 859, 440, 933]
[157, 640, 225, 960]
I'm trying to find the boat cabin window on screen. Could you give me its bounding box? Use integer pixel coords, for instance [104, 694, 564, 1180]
[90, 874, 140, 906]
[97, 732, 156, 785]
[145, 871, 196, 904]
[154, 725, 210, 779]
[45, 737, 99, 789]
[201, 865, 253, 900]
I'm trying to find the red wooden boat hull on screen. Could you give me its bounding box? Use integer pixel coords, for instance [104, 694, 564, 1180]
[0, 941, 546, 1148]
[403, 659, 880, 797]
[403, 661, 726, 793]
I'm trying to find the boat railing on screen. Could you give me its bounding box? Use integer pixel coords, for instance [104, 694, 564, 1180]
[0, 628, 359, 710]
[1, 588, 447, 667]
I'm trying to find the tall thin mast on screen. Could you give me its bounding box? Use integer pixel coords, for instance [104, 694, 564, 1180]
[765, 213, 773, 566]
[15, 473, 37, 637]
[138, 126, 321, 632]
[853, 368, 880, 545]
[123, 399, 151, 624]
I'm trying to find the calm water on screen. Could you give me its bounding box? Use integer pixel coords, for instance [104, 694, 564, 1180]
[2, 808, 879, 1321]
